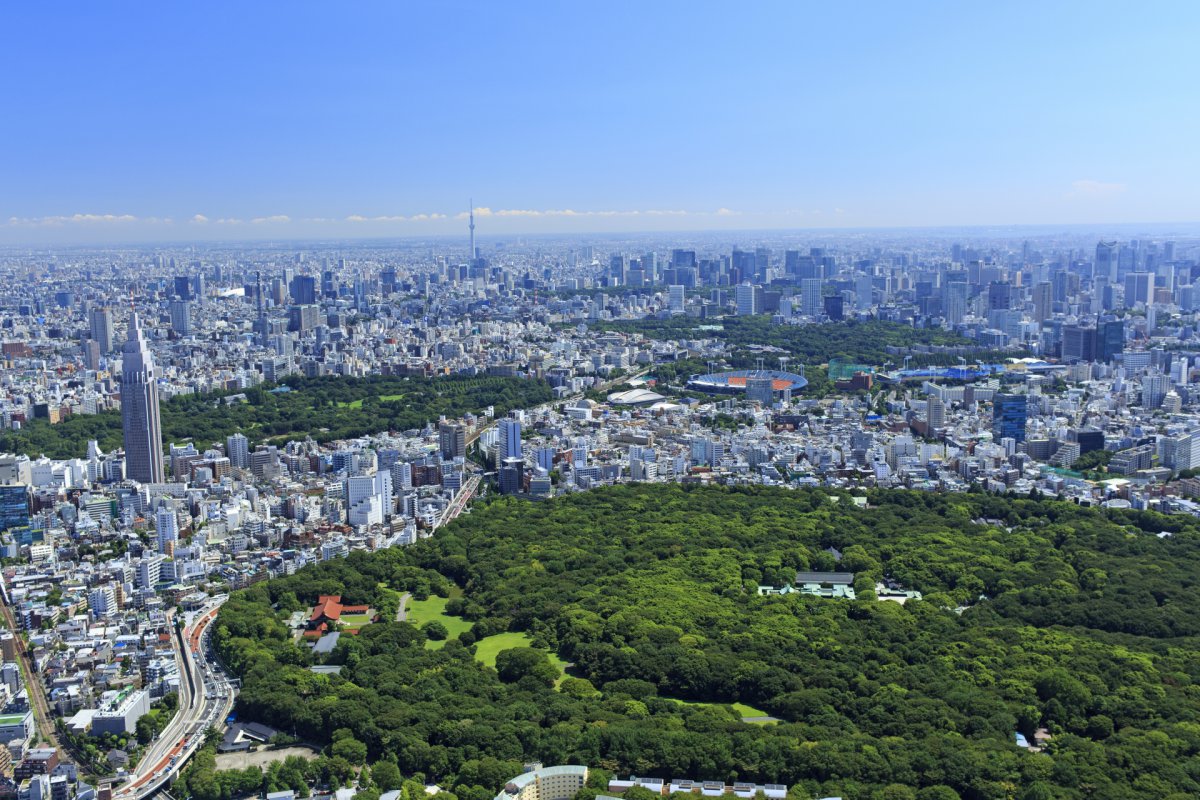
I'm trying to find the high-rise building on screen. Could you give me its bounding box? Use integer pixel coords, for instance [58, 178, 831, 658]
[499, 457, 524, 495]
[225, 433, 249, 469]
[1032, 281, 1052, 323]
[155, 505, 178, 554]
[439, 423, 466, 460]
[1099, 319, 1125, 363]
[668, 285, 686, 315]
[0, 485, 30, 535]
[89, 307, 114, 353]
[1141, 374, 1170, 410]
[121, 314, 165, 484]
[498, 418, 522, 461]
[1124, 272, 1154, 307]
[1095, 241, 1119, 285]
[927, 396, 946, 429]
[800, 278, 824, 318]
[173, 276, 193, 301]
[735, 283, 759, 315]
[168, 300, 192, 336]
[291, 274, 317, 305]
[992, 393, 1028, 443]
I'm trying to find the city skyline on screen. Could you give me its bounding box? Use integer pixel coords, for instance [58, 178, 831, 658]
[4, 2, 1200, 243]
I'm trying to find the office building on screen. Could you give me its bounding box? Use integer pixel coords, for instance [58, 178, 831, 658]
[1095, 241, 1119, 285]
[168, 300, 191, 336]
[1032, 281, 1052, 323]
[121, 313, 165, 484]
[668, 285, 685, 314]
[499, 457, 524, 495]
[89, 307, 114, 354]
[499, 418, 522, 461]
[800, 278, 823, 318]
[0, 485, 30, 534]
[735, 283, 758, 315]
[992, 393, 1028, 442]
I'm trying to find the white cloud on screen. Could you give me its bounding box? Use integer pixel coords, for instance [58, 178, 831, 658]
[215, 218, 244, 225]
[5, 213, 141, 227]
[1068, 179, 1127, 198]
[251, 215, 291, 224]
[714, 208, 739, 216]
[190, 214, 209, 224]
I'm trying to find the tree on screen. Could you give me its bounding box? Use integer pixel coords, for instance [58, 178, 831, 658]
[423, 621, 449, 641]
[494, 647, 558, 686]
[373, 760, 403, 791]
[331, 734, 368, 765]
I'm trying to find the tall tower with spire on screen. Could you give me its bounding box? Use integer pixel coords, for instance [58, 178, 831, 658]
[469, 199, 476, 263]
[121, 312, 165, 484]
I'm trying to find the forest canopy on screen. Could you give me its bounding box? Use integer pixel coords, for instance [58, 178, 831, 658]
[213, 485, 1200, 800]
[593, 317, 1022, 368]
[0, 373, 552, 459]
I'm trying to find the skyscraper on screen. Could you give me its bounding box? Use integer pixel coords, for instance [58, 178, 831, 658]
[1095, 241, 1119, 285]
[735, 283, 758, 315]
[1032, 281, 1052, 323]
[668, 285, 685, 314]
[121, 313, 165, 484]
[992, 393, 1028, 443]
[498, 418, 522, 461]
[800, 278, 824, 318]
[226, 433, 249, 469]
[169, 300, 191, 336]
[89, 307, 114, 353]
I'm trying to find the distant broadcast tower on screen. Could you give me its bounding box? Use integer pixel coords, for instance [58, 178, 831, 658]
[468, 199, 476, 262]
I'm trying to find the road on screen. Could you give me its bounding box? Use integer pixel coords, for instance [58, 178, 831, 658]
[116, 595, 235, 800]
[0, 577, 69, 764]
[435, 474, 480, 530]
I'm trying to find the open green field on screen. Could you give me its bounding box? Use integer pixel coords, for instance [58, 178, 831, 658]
[406, 595, 473, 648]
[472, 632, 569, 683]
[337, 393, 407, 409]
[667, 696, 771, 720]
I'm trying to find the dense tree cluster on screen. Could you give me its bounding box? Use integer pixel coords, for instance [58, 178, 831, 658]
[213, 485, 1200, 800]
[0, 374, 552, 459]
[595, 317, 1022, 368]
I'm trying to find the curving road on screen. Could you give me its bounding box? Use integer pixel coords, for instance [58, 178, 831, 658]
[116, 595, 235, 799]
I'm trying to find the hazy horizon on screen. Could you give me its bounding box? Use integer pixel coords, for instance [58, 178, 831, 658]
[4, 2, 1199, 244]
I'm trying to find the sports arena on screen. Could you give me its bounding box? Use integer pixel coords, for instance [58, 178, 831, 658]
[687, 368, 808, 396]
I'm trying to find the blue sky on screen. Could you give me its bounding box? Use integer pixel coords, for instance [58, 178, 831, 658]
[2, 2, 1197, 243]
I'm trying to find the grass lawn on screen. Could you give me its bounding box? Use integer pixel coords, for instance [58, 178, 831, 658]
[336, 393, 406, 409]
[472, 632, 569, 683]
[406, 595, 473, 649]
[339, 613, 374, 629]
[666, 696, 772, 720]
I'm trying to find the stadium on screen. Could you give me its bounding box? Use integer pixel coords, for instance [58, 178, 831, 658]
[687, 368, 808, 397]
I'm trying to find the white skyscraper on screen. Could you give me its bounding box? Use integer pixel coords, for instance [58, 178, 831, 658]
[121, 313, 165, 484]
